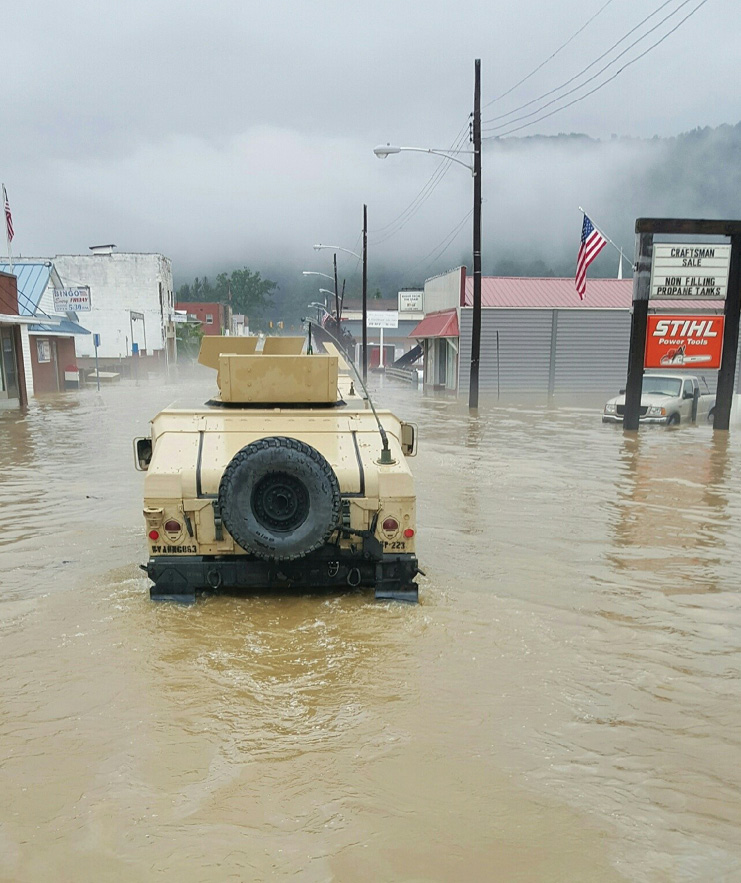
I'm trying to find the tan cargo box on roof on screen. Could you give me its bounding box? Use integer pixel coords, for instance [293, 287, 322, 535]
[218, 354, 339, 403]
[198, 336, 258, 369]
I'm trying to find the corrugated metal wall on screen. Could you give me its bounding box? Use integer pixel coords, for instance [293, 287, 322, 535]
[457, 308, 738, 396]
[459, 308, 632, 395]
[553, 311, 632, 394]
[459, 308, 553, 393]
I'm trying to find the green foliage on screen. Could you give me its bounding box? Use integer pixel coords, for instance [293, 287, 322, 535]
[175, 321, 204, 362]
[176, 268, 277, 320]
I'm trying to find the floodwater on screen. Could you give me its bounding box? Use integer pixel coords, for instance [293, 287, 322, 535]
[1, 369, 741, 883]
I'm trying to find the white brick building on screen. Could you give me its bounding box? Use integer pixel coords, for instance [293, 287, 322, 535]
[48, 246, 176, 364]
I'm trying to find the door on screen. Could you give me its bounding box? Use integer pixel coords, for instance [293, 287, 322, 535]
[1, 327, 19, 398]
[438, 339, 448, 386]
[51, 339, 61, 391]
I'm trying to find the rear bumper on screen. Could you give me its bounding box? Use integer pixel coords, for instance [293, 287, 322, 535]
[146, 545, 420, 603]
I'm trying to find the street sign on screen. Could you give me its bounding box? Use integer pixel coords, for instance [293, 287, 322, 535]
[644, 314, 724, 369]
[367, 310, 398, 328]
[650, 244, 731, 299]
[93, 333, 101, 347]
[53, 287, 91, 311]
[398, 291, 423, 312]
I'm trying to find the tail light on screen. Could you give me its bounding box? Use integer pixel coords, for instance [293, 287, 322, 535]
[382, 517, 399, 532]
[403, 528, 415, 539]
[164, 519, 181, 533]
[148, 529, 159, 541]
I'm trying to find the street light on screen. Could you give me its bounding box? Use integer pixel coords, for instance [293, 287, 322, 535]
[373, 59, 482, 409]
[373, 144, 475, 174]
[314, 208, 369, 382]
[314, 244, 361, 259]
[302, 270, 335, 281]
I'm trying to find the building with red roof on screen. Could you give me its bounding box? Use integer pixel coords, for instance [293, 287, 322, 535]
[409, 267, 726, 397]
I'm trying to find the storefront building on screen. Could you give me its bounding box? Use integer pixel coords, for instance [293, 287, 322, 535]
[0, 271, 30, 408]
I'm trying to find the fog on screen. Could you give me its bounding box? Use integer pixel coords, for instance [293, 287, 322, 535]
[3, 0, 740, 282]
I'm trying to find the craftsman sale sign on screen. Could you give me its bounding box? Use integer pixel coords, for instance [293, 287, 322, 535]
[644, 314, 725, 369]
[650, 244, 730, 300]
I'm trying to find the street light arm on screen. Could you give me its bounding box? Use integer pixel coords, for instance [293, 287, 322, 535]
[302, 270, 335, 281]
[313, 244, 362, 260]
[374, 144, 475, 174]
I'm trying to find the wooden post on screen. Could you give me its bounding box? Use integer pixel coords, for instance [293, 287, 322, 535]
[362, 204, 368, 383]
[623, 232, 653, 431]
[469, 58, 482, 410]
[333, 254, 340, 324]
[713, 233, 741, 431]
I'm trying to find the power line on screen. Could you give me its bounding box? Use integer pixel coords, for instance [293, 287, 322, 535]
[484, 0, 709, 139]
[482, 0, 616, 110]
[483, 0, 688, 130]
[401, 209, 474, 285]
[370, 121, 470, 244]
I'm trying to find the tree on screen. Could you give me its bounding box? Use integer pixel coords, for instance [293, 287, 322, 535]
[176, 267, 277, 320]
[175, 321, 204, 362]
[213, 268, 277, 317]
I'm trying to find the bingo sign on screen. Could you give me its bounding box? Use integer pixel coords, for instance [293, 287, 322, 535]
[53, 287, 92, 312]
[645, 314, 725, 370]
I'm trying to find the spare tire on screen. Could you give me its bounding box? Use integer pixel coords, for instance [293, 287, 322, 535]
[218, 436, 341, 561]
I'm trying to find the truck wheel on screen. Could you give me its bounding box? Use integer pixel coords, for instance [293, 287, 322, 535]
[667, 413, 680, 426]
[218, 436, 341, 561]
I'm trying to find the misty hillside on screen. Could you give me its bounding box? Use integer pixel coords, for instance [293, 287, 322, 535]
[177, 121, 741, 325]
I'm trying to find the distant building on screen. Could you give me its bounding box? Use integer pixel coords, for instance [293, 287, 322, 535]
[231, 314, 249, 336]
[0, 271, 30, 408]
[46, 246, 176, 367]
[0, 261, 91, 395]
[409, 267, 741, 397]
[341, 293, 423, 367]
[175, 301, 230, 335]
[411, 267, 637, 395]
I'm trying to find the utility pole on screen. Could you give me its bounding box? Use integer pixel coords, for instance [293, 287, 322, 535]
[470, 57, 482, 410]
[362, 204, 368, 383]
[333, 254, 340, 324]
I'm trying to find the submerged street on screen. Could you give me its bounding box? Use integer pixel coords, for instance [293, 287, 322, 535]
[1, 370, 740, 882]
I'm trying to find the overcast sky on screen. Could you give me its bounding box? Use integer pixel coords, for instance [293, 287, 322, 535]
[3, 0, 738, 281]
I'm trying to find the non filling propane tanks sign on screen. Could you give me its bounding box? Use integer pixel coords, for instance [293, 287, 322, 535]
[645, 315, 725, 369]
[650, 244, 731, 299]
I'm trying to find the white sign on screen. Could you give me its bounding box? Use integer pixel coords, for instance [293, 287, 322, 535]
[366, 310, 399, 329]
[650, 244, 731, 299]
[53, 287, 92, 311]
[398, 291, 423, 312]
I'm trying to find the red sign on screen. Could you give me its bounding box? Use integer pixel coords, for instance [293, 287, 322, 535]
[645, 314, 724, 369]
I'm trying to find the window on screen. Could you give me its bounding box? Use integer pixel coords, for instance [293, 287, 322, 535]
[36, 338, 51, 363]
[206, 314, 214, 324]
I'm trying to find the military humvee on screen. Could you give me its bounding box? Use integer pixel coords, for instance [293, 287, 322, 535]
[134, 336, 420, 603]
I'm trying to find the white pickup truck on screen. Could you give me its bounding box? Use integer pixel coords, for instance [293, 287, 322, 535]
[602, 373, 716, 425]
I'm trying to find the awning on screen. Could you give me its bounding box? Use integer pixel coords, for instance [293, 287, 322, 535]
[409, 309, 459, 339]
[29, 318, 91, 336]
[0, 314, 41, 325]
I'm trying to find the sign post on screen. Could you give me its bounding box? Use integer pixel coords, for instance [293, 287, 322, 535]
[624, 219, 741, 432]
[367, 310, 398, 369]
[93, 332, 101, 392]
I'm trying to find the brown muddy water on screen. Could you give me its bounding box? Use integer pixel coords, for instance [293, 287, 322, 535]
[1, 368, 740, 883]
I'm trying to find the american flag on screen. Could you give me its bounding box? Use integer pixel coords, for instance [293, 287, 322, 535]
[3, 185, 13, 243]
[575, 214, 606, 300]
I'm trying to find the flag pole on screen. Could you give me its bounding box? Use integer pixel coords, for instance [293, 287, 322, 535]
[578, 206, 627, 271]
[2, 184, 13, 274]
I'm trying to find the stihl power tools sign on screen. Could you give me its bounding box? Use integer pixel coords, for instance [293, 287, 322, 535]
[644, 315, 725, 369]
